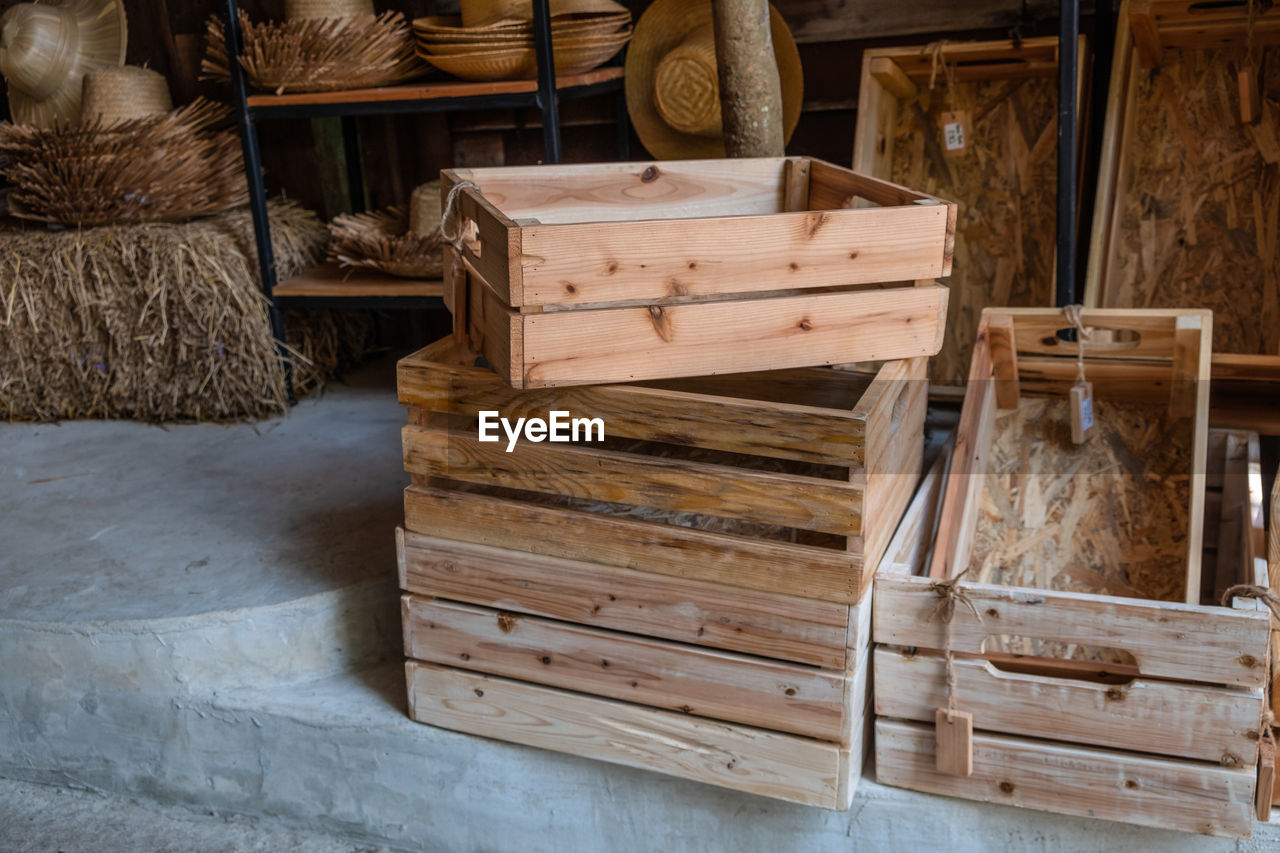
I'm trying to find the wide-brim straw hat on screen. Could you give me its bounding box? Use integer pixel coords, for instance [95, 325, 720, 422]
[0, 0, 128, 128]
[0, 67, 247, 226]
[327, 181, 444, 279]
[625, 0, 801, 159]
[462, 0, 628, 30]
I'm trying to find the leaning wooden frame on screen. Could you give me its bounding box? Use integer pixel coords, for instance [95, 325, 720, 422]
[439, 157, 954, 389]
[394, 334, 939, 808]
[1087, 0, 1280, 431]
[872, 307, 1272, 839]
[851, 36, 1089, 387]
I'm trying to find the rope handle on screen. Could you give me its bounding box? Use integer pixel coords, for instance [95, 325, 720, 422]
[440, 179, 480, 251]
[926, 567, 983, 720]
[1062, 303, 1092, 385]
[1220, 583, 1280, 622]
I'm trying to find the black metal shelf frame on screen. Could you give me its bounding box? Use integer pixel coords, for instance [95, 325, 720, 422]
[217, 0, 630, 383]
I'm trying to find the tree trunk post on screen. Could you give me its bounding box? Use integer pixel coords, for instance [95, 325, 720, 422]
[710, 0, 785, 157]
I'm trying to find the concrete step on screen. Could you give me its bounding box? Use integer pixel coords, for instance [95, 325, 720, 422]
[5, 655, 1278, 852]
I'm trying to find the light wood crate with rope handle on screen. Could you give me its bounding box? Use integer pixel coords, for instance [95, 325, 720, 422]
[1087, 0, 1280, 432]
[872, 307, 1272, 839]
[394, 334, 941, 807]
[437, 156, 954, 389]
[851, 35, 1089, 388]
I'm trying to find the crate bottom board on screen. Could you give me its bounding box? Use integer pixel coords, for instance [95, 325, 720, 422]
[407, 661, 869, 809]
[874, 718, 1255, 839]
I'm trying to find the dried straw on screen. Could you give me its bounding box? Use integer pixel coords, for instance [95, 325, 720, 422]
[203, 11, 424, 94]
[0, 98, 248, 227]
[327, 207, 444, 279]
[0, 199, 368, 422]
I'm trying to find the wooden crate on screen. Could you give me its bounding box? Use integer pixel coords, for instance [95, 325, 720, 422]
[872, 307, 1273, 839]
[852, 36, 1089, 386]
[439, 157, 954, 388]
[396, 350, 944, 808]
[1087, 0, 1280, 431]
[1268, 461, 1280, 815]
[399, 334, 928, 603]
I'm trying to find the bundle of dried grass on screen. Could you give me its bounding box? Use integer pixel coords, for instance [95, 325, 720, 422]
[891, 76, 1060, 385]
[327, 207, 444, 278]
[0, 98, 248, 227]
[0, 199, 368, 422]
[203, 11, 424, 94]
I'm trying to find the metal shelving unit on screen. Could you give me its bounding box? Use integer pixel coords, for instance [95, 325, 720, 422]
[218, 0, 629, 382]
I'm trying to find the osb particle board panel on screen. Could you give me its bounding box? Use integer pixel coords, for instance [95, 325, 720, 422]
[1089, 17, 1280, 356]
[855, 38, 1087, 386]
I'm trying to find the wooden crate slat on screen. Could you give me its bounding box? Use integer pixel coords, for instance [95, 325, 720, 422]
[397, 357, 869, 467]
[403, 597, 850, 740]
[407, 662, 854, 809]
[873, 647, 1263, 765]
[506, 283, 948, 389]
[516, 204, 951, 307]
[875, 719, 1255, 839]
[396, 529, 853, 669]
[402, 423, 864, 536]
[873, 574, 1269, 688]
[404, 485, 864, 604]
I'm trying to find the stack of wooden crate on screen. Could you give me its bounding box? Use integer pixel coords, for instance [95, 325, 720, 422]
[871, 307, 1273, 839]
[395, 157, 955, 807]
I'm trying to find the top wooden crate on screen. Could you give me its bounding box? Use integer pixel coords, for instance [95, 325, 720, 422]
[1087, 1, 1280, 428]
[852, 36, 1089, 386]
[440, 157, 955, 388]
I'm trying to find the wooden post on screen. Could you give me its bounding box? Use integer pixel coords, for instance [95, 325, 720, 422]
[710, 0, 785, 157]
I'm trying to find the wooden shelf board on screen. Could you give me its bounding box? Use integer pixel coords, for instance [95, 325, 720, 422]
[246, 67, 623, 109]
[274, 264, 444, 299]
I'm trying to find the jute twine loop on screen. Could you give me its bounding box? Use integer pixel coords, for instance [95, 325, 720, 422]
[440, 178, 480, 252]
[1062, 303, 1093, 385]
[926, 567, 983, 720]
[924, 40, 958, 112]
[1220, 583, 1280, 623]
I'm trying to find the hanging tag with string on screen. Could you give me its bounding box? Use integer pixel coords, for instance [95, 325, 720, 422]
[1063, 304, 1095, 444]
[929, 41, 970, 157]
[1240, 0, 1263, 124]
[929, 569, 982, 776]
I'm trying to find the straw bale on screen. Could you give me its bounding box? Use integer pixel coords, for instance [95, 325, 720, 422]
[0, 199, 368, 422]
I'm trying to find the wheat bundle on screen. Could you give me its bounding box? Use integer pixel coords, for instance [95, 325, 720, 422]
[203, 11, 424, 94]
[327, 207, 444, 279]
[0, 98, 248, 227]
[0, 199, 368, 422]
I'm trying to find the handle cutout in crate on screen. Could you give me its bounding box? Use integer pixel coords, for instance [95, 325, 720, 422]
[979, 638, 1141, 682]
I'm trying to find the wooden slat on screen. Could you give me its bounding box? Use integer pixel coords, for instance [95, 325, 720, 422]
[396, 530, 852, 669]
[851, 51, 900, 180]
[397, 353, 869, 467]
[873, 574, 1270, 688]
[506, 283, 949, 389]
[876, 434, 953, 579]
[403, 598, 849, 740]
[873, 647, 1263, 765]
[246, 66, 622, 107]
[407, 662, 852, 809]
[404, 486, 864, 603]
[450, 157, 788, 224]
[403, 423, 863, 536]
[875, 719, 1255, 839]
[273, 263, 443, 299]
[442, 169, 521, 304]
[1129, 0, 1164, 66]
[464, 255, 519, 381]
[783, 157, 812, 212]
[869, 57, 917, 100]
[987, 314, 1020, 409]
[516, 204, 951, 307]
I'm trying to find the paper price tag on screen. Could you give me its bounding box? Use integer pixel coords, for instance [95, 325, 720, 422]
[938, 110, 970, 158]
[1070, 380, 1095, 445]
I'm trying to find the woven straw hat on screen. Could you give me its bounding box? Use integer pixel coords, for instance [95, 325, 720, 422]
[409, 181, 442, 236]
[327, 181, 444, 279]
[462, 0, 628, 30]
[0, 0, 128, 128]
[625, 0, 801, 159]
[80, 65, 172, 125]
[284, 0, 375, 21]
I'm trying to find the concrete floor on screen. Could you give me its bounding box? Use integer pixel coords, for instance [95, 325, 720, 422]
[0, 777, 391, 853]
[0, 359, 406, 623]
